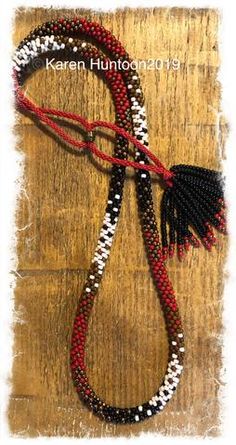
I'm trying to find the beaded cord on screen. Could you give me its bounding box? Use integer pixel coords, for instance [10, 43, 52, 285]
[13, 17, 225, 424]
[14, 18, 226, 259]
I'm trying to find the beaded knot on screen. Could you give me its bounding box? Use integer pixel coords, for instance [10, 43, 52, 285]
[84, 130, 95, 143]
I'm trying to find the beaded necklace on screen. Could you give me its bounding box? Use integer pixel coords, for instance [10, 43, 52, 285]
[13, 17, 226, 424]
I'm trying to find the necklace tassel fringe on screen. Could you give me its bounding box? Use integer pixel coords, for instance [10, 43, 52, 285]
[161, 164, 226, 260]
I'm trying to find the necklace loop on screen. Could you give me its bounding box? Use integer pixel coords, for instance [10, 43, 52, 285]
[13, 15, 225, 424]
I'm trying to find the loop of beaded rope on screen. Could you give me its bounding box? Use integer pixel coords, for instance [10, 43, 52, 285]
[13, 17, 184, 424]
[15, 80, 174, 183]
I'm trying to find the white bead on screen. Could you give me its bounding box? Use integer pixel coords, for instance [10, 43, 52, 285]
[81, 42, 87, 48]
[61, 43, 65, 49]
[85, 287, 91, 292]
[135, 415, 139, 422]
[14, 56, 21, 65]
[147, 410, 152, 416]
[113, 207, 118, 212]
[68, 37, 73, 43]
[172, 341, 177, 345]
[138, 405, 143, 412]
[89, 275, 95, 280]
[178, 333, 183, 338]
[173, 377, 179, 383]
[141, 174, 147, 178]
[73, 46, 78, 52]
[179, 347, 185, 352]
[115, 194, 120, 199]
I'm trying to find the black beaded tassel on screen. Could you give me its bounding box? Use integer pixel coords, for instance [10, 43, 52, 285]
[160, 164, 226, 260]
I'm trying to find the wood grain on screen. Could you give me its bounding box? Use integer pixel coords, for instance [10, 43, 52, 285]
[9, 7, 227, 438]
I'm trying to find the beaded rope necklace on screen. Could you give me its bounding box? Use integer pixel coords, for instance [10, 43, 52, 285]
[13, 17, 226, 424]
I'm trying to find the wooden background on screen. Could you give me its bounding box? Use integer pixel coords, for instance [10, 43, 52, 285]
[9, 7, 227, 438]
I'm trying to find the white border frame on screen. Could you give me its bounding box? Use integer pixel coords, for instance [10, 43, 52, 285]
[1, 1, 236, 443]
